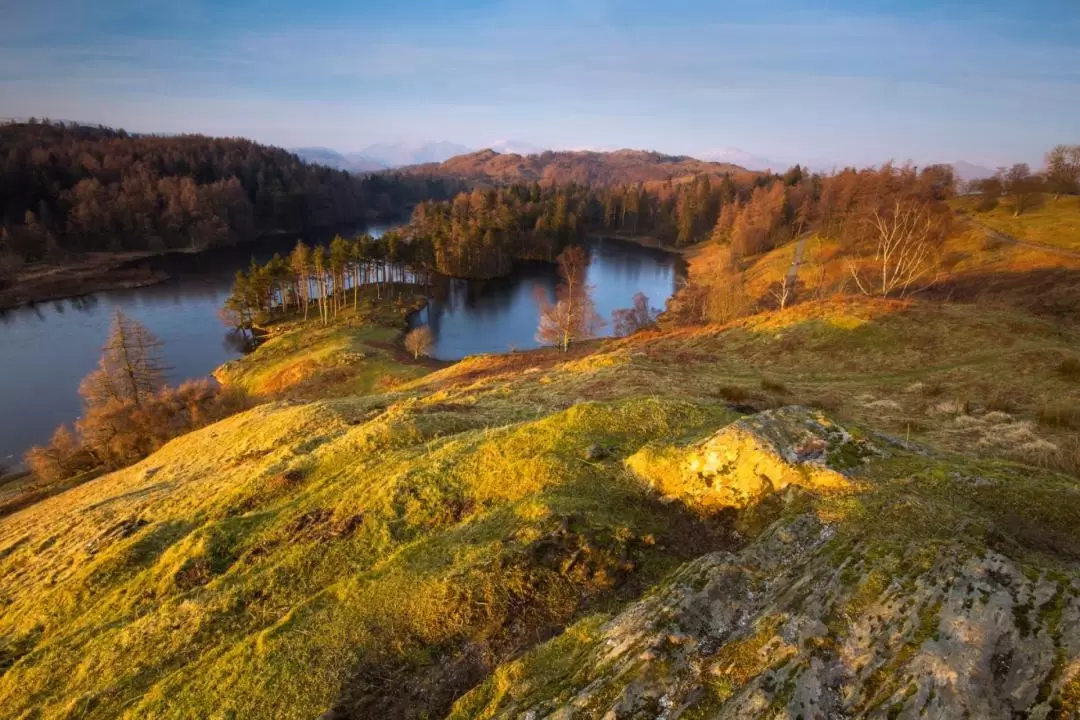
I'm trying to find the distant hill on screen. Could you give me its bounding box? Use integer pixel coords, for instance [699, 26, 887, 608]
[291, 147, 387, 173]
[400, 148, 755, 186]
[950, 160, 997, 182]
[0, 122, 453, 264]
[359, 141, 473, 168]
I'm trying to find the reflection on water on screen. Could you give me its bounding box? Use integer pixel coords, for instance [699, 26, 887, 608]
[0, 233, 682, 465]
[0, 223, 395, 466]
[409, 238, 685, 360]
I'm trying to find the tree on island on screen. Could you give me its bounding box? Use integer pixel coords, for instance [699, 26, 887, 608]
[404, 326, 434, 359]
[536, 246, 604, 352]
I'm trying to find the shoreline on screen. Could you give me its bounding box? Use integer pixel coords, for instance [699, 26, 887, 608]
[586, 232, 689, 255]
[0, 219, 408, 311]
[0, 254, 171, 311]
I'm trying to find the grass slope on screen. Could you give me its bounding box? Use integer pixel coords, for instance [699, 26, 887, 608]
[1, 293, 1078, 718]
[3, 200, 1080, 717]
[954, 194, 1080, 252]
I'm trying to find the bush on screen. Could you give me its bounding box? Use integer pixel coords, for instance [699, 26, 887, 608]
[404, 326, 434, 359]
[77, 380, 253, 470]
[760, 377, 790, 395]
[24, 426, 96, 485]
[27, 381, 253, 483]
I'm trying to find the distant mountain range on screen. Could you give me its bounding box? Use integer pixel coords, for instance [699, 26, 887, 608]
[293, 140, 546, 172]
[949, 161, 997, 182]
[290, 147, 388, 173]
[292, 140, 1003, 187]
[397, 148, 757, 187]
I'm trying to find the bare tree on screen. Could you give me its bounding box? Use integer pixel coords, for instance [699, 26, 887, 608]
[1003, 163, 1039, 216]
[770, 271, 795, 310]
[536, 246, 604, 351]
[1045, 145, 1080, 199]
[404, 326, 434, 359]
[848, 200, 938, 298]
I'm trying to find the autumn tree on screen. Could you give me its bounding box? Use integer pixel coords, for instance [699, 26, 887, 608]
[1045, 145, 1080, 198]
[290, 240, 312, 320]
[404, 326, 435, 359]
[1003, 164, 1040, 216]
[612, 292, 659, 336]
[79, 311, 168, 408]
[536, 245, 603, 351]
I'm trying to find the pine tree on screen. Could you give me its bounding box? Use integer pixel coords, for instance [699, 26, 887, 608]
[79, 311, 168, 408]
[289, 240, 311, 320]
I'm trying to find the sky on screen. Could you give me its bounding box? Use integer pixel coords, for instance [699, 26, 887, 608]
[1, 0, 1078, 167]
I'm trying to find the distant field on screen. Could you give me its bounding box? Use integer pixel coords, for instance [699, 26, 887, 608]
[953, 194, 1080, 251]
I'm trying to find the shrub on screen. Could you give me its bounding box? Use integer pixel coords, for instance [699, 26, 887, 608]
[28, 381, 253, 483]
[77, 380, 253, 470]
[24, 426, 96, 485]
[760, 377, 790, 395]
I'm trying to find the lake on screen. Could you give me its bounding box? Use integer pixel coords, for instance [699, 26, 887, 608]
[410, 238, 684, 359]
[0, 234, 683, 467]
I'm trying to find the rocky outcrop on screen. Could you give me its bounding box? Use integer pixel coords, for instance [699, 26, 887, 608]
[628, 406, 868, 511]
[463, 509, 1080, 719]
[454, 408, 1080, 719]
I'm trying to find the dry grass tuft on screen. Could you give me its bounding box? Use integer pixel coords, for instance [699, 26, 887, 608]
[1038, 401, 1080, 430]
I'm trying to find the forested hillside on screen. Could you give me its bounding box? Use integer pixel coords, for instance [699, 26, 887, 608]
[0, 122, 460, 263]
[401, 148, 756, 187]
[404, 163, 958, 278]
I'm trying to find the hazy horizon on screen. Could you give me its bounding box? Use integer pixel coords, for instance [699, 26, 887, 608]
[3, 0, 1078, 168]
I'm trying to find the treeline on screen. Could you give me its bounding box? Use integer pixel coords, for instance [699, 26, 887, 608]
[667, 162, 963, 325]
[0, 120, 462, 264]
[407, 177, 744, 278]
[410, 185, 591, 277]
[223, 231, 430, 329]
[404, 163, 956, 279]
[969, 145, 1080, 214]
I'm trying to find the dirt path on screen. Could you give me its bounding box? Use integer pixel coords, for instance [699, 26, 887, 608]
[786, 233, 810, 290]
[975, 223, 1080, 260]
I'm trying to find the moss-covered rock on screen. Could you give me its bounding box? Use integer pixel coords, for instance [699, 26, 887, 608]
[627, 406, 860, 511]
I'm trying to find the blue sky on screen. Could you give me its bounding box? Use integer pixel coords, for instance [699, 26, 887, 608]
[2, 0, 1078, 167]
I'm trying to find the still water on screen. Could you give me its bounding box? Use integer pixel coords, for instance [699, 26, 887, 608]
[0, 225, 392, 467]
[0, 235, 682, 466]
[410, 238, 685, 360]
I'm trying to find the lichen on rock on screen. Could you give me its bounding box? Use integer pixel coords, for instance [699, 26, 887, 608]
[627, 406, 865, 512]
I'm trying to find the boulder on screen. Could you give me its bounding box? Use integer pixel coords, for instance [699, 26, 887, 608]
[628, 406, 868, 511]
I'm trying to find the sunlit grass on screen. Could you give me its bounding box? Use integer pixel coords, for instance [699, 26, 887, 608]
[953, 194, 1080, 251]
[2, 251, 1079, 716]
